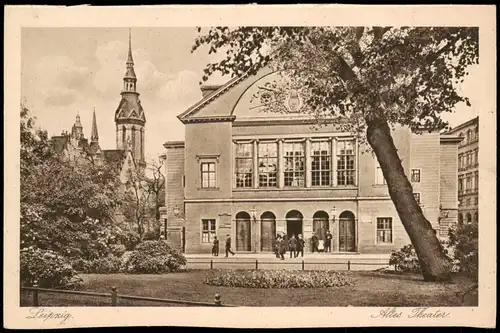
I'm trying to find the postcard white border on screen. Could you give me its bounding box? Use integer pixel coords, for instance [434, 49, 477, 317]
[4, 4, 497, 329]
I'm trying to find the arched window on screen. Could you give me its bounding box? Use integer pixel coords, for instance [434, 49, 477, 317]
[467, 129, 473, 143]
[122, 125, 126, 148]
[474, 212, 478, 223]
[458, 213, 463, 224]
[131, 126, 136, 153]
[466, 213, 472, 224]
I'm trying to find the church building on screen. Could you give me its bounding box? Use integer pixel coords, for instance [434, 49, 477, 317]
[162, 68, 462, 255]
[51, 30, 146, 183]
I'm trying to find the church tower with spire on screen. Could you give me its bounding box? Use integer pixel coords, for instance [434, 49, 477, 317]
[114, 29, 146, 168]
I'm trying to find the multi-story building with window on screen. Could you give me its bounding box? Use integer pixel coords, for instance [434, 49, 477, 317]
[162, 68, 462, 254]
[448, 117, 479, 224]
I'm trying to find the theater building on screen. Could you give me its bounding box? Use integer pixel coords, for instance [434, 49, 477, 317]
[162, 68, 461, 254]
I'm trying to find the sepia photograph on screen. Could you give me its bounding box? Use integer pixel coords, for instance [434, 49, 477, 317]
[4, 4, 496, 329]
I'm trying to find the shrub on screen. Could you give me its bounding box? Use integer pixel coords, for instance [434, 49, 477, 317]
[120, 231, 141, 251]
[108, 244, 126, 258]
[125, 241, 187, 274]
[448, 221, 478, 278]
[71, 258, 91, 272]
[20, 247, 82, 288]
[389, 241, 453, 273]
[86, 256, 123, 274]
[203, 269, 353, 288]
[389, 244, 421, 273]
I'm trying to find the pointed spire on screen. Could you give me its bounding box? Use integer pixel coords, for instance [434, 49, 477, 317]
[127, 28, 134, 64]
[91, 108, 99, 142]
[124, 28, 137, 81]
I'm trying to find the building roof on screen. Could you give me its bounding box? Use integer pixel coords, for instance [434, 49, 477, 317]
[102, 149, 127, 165]
[447, 116, 479, 134]
[51, 135, 70, 154]
[114, 96, 146, 122]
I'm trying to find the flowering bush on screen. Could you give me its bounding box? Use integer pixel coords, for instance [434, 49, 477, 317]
[389, 241, 453, 273]
[203, 269, 353, 288]
[20, 247, 82, 288]
[125, 241, 187, 274]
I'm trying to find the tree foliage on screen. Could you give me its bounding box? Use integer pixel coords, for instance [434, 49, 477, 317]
[193, 27, 478, 134]
[20, 105, 127, 260]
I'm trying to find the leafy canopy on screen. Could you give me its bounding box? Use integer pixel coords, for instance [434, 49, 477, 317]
[192, 27, 478, 134]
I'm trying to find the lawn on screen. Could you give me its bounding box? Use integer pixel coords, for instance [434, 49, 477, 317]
[20, 270, 478, 307]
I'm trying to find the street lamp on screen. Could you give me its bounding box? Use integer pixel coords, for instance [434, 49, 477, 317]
[330, 205, 337, 223]
[173, 205, 180, 217]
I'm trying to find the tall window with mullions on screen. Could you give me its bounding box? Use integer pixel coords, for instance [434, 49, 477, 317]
[311, 140, 331, 186]
[337, 139, 356, 186]
[235, 142, 253, 188]
[284, 141, 305, 187]
[258, 141, 278, 187]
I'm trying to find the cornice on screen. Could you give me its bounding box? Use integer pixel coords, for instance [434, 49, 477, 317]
[182, 115, 236, 124]
[232, 117, 339, 127]
[163, 141, 185, 149]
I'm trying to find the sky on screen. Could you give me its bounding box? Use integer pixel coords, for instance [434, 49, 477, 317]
[21, 27, 480, 161]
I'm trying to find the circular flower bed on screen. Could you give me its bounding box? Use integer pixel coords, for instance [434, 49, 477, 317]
[203, 269, 353, 289]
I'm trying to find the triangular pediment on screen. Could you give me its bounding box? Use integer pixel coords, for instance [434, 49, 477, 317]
[178, 66, 317, 124]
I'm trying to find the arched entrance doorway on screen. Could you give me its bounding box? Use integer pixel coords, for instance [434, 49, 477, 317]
[260, 211, 276, 252]
[286, 210, 303, 241]
[466, 212, 472, 224]
[338, 210, 356, 252]
[235, 211, 251, 251]
[313, 211, 330, 240]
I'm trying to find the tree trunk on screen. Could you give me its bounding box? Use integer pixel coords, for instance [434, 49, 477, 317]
[366, 117, 452, 282]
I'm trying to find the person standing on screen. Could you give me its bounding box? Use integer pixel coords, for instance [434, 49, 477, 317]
[325, 230, 332, 253]
[225, 234, 235, 257]
[288, 234, 298, 258]
[297, 234, 305, 258]
[278, 236, 286, 260]
[212, 236, 219, 256]
[275, 234, 281, 258]
[311, 233, 318, 253]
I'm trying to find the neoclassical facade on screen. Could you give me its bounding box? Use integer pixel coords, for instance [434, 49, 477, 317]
[162, 68, 461, 254]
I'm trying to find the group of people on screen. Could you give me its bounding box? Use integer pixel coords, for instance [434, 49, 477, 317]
[211, 234, 235, 257]
[311, 230, 333, 253]
[211, 230, 334, 258]
[274, 233, 305, 260]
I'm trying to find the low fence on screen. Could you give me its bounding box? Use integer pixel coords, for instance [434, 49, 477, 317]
[21, 283, 236, 307]
[188, 259, 391, 271]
